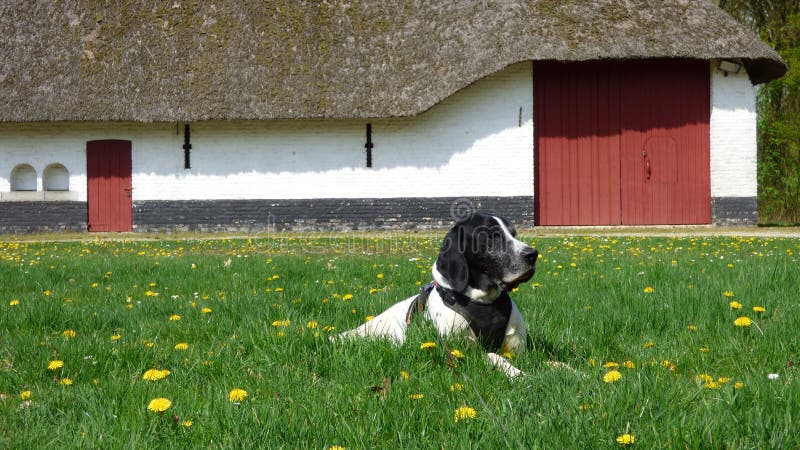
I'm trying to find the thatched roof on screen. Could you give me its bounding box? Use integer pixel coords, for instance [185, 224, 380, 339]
[0, 0, 787, 122]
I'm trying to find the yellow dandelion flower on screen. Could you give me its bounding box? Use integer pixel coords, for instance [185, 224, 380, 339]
[454, 406, 478, 423]
[400, 371, 410, 380]
[365, 315, 375, 321]
[450, 349, 465, 359]
[643, 341, 656, 348]
[420, 342, 437, 350]
[47, 360, 64, 371]
[9, 299, 20, 306]
[450, 383, 464, 392]
[110, 334, 121, 341]
[145, 290, 159, 297]
[342, 293, 354, 301]
[729, 301, 743, 310]
[734, 382, 745, 389]
[229, 388, 249, 403]
[142, 369, 171, 381]
[59, 378, 73, 386]
[723, 291, 735, 297]
[43, 290, 52, 296]
[376, 273, 384, 279]
[602, 361, 620, 369]
[734, 316, 752, 327]
[62, 329, 76, 339]
[687, 325, 698, 331]
[20, 390, 31, 400]
[753, 306, 766, 313]
[174, 342, 189, 350]
[147, 397, 172, 413]
[169, 314, 181, 321]
[201, 307, 212, 314]
[603, 370, 622, 383]
[182, 420, 193, 427]
[369, 288, 378, 294]
[700, 347, 710, 353]
[622, 360, 636, 369]
[271, 319, 290, 327]
[408, 393, 424, 400]
[306, 321, 318, 329]
[616, 434, 636, 445]
[328, 446, 346, 450]
[643, 286, 654, 294]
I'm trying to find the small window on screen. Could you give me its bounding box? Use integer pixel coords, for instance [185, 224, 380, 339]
[10, 164, 37, 191]
[44, 164, 70, 191]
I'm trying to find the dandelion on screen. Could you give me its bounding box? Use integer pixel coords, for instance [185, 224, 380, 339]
[450, 349, 465, 359]
[342, 293, 354, 301]
[169, 314, 181, 321]
[420, 342, 437, 350]
[643, 341, 656, 348]
[142, 369, 171, 381]
[729, 301, 743, 310]
[9, 299, 19, 306]
[602, 361, 620, 369]
[450, 383, 464, 392]
[62, 329, 76, 339]
[147, 397, 172, 413]
[687, 325, 698, 331]
[174, 342, 189, 351]
[201, 307, 212, 314]
[616, 434, 636, 445]
[111, 334, 121, 341]
[229, 388, 248, 403]
[47, 360, 64, 371]
[306, 321, 318, 329]
[145, 290, 159, 297]
[643, 286, 654, 294]
[400, 371, 410, 380]
[603, 370, 622, 383]
[408, 393, 424, 400]
[753, 306, 766, 313]
[182, 420, 193, 427]
[734, 317, 752, 327]
[328, 446, 346, 450]
[454, 406, 478, 423]
[376, 273, 384, 279]
[20, 390, 31, 400]
[271, 319, 290, 327]
[622, 361, 636, 369]
[59, 378, 73, 386]
[723, 291, 735, 297]
[734, 382, 745, 389]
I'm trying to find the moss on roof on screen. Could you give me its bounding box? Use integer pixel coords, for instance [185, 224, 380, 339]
[0, 0, 786, 122]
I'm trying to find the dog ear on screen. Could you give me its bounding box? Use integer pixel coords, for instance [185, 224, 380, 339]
[436, 227, 469, 292]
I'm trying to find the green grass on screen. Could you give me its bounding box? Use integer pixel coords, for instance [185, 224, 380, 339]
[1, 235, 799, 449]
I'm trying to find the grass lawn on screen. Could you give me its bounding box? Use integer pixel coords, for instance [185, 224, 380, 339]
[1, 234, 798, 449]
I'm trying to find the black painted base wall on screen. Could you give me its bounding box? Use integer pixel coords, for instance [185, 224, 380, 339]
[0, 201, 88, 233]
[132, 197, 535, 232]
[712, 197, 758, 226]
[0, 196, 758, 234]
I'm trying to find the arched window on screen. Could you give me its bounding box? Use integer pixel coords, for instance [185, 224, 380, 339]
[10, 164, 37, 191]
[44, 164, 70, 191]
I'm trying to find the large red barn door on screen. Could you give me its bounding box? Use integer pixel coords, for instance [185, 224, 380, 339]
[87, 140, 132, 232]
[535, 60, 710, 225]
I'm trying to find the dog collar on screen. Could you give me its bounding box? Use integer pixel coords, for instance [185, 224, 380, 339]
[406, 281, 512, 352]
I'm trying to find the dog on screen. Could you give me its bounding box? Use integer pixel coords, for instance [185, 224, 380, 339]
[335, 212, 538, 378]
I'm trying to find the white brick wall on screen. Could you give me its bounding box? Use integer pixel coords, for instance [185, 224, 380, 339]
[710, 61, 758, 198]
[0, 62, 534, 202]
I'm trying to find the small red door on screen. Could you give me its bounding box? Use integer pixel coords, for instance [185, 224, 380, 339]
[620, 60, 711, 225]
[87, 140, 132, 232]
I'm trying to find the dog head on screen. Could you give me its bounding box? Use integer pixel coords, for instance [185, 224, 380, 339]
[433, 212, 538, 301]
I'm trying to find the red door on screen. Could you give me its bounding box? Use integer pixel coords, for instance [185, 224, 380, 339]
[87, 140, 132, 232]
[619, 60, 711, 225]
[535, 60, 710, 225]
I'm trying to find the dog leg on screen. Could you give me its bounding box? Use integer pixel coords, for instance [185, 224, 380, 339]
[332, 297, 415, 344]
[486, 352, 524, 379]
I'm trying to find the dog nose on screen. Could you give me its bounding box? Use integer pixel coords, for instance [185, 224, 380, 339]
[522, 247, 539, 265]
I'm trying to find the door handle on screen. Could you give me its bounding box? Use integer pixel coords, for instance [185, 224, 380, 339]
[645, 159, 652, 181]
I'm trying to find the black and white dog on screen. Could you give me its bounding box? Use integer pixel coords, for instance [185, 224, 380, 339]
[336, 212, 538, 378]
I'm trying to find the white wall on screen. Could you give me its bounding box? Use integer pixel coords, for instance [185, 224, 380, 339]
[710, 61, 758, 198]
[0, 62, 534, 202]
